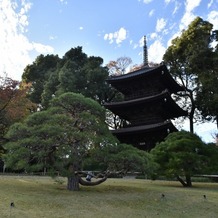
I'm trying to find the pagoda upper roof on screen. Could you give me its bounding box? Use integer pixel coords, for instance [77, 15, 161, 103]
[107, 64, 184, 93]
[104, 90, 188, 119]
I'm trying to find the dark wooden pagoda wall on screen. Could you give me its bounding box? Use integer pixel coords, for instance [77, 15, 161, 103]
[107, 93, 185, 127]
[113, 126, 171, 151]
[105, 65, 186, 151]
[119, 104, 165, 125]
[116, 74, 168, 101]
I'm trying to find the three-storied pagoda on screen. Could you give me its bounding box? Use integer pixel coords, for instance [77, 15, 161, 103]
[104, 36, 187, 151]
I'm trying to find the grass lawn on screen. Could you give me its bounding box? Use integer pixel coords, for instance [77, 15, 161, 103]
[0, 175, 217, 218]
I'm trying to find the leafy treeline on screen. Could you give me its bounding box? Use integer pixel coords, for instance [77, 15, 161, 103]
[1, 47, 157, 191]
[4, 92, 155, 190]
[22, 46, 112, 108]
[1, 17, 218, 191]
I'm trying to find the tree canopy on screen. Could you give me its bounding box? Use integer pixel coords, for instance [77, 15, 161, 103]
[163, 17, 218, 133]
[2, 17, 218, 191]
[4, 92, 109, 190]
[0, 76, 35, 149]
[22, 47, 110, 108]
[22, 54, 60, 105]
[151, 130, 216, 187]
[3, 92, 154, 191]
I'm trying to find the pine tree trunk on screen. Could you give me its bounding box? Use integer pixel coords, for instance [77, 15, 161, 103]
[176, 175, 192, 187]
[67, 175, 80, 191]
[189, 107, 195, 134]
[176, 175, 187, 187]
[185, 175, 192, 187]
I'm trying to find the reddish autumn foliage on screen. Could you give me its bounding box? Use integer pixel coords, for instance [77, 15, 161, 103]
[0, 76, 36, 141]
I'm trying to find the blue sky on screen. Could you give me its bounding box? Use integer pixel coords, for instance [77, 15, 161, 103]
[0, 0, 218, 142]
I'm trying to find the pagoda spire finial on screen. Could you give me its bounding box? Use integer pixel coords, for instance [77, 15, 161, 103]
[143, 35, 148, 67]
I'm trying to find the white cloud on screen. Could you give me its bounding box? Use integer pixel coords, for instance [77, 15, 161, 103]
[208, 0, 213, 8]
[139, 36, 144, 47]
[148, 40, 166, 63]
[138, 0, 153, 4]
[144, 0, 153, 3]
[115, 28, 127, 44]
[150, 32, 158, 40]
[167, 0, 215, 53]
[104, 27, 127, 45]
[165, 0, 173, 5]
[32, 43, 54, 54]
[164, 0, 181, 15]
[59, 0, 67, 4]
[166, 21, 180, 47]
[195, 122, 217, 143]
[172, 1, 181, 15]
[156, 18, 167, 32]
[185, 0, 201, 12]
[149, 9, 155, 17]
[49, 35, 57, 40]
[207, 10, 218, 30]
[179, 0, 201, 30]
[104, 33, 114, 44]
[180, 12, 196, 30]
[0, 0, 54, 81]
[133, 44, 138, 49]
[138, 34, 167, 59]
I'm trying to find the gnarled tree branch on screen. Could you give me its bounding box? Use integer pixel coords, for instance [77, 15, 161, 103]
[76, 170, 125, 186]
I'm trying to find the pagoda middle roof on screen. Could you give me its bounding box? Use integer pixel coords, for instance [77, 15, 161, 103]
[107, 64, 184, 93]
[104, 90, 188, 118]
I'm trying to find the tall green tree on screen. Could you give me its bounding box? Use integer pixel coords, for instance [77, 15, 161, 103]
[4, 92, 108, 190]
[3, 92, 153, 191]
[56, 54, 109, 103]
[163, 17, 217, 133]
[151, 131, 210, 187]
[195, 30, 218, 128]
[22, 47, 110, 108]
[22, 54, 60, 105]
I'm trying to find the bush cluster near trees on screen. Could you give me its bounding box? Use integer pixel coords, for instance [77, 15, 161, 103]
[151, 131, 218, 187]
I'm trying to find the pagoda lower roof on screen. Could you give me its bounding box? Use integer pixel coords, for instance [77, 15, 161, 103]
[104, 90, 188, 118]
[111, 120, 177, 135]
[111, 120, 178, 151]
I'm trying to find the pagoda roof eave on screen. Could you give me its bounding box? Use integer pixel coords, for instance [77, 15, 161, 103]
[107, 66, 156, 81]
[104, 90, 188, 118]
[104, 90, 168, 107]
[107, 64, 184, 93]
[111, 120, 177, 135]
